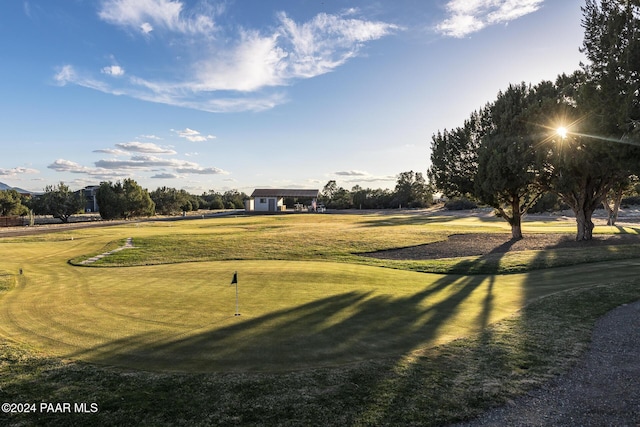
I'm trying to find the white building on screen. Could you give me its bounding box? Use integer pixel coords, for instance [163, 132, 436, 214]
[247, 189, 320, 212]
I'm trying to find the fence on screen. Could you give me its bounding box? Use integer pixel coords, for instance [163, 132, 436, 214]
[0, 216, 24, 227]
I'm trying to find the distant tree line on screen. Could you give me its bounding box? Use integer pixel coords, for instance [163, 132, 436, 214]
[428, 0, 640, 240]
[320, 171, 432, 209]
[0, 169, 432, 224]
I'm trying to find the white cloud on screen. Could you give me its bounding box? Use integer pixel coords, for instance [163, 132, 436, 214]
[334, 170, 369, 176]
[172, 128, 216, 142]
[174, 166, 228, 175]
[140, 22, 153, 34]
[94, 154, 228, 176]
[151, 172, 180, 179]
[56, 6, 397, 112]
[115, 141, 177, 154]
[138, 134, 162, 140]
[47, 159, 128, 180]
[54, 64, 114, 93]
[48, 159, 93, 174]
[0, 167, 39, 176]
[95, 155, 182, 169]
[98, 0, 215, 36]
[437, 0, 544, 38]
[102, 65, 125, 76]
[93, 148, 128, 155]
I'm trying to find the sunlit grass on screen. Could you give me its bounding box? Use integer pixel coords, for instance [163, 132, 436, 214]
[2, 212, 640, 425]
[2, 281, 639, 426]
[3, 213, 640, 373]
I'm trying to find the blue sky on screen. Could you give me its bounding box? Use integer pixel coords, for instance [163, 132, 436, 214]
[1, 0, 586, 194]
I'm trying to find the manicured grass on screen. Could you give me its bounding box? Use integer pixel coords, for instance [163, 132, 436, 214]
[3, 213, 640, 373]
[68, 214, 640, 276]
[1, 281, 639, 426]
[1, 212, 640, 425]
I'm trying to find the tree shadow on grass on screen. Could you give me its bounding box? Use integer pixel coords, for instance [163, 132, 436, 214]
[3, 237, 550, 426]
[64, 241, 522, 374]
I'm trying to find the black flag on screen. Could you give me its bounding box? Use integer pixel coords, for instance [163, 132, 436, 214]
[231, 271, 238, 285]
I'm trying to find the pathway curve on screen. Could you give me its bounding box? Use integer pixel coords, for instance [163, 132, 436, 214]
[80, 237, 133, 265]
[453, 300, 640, 426]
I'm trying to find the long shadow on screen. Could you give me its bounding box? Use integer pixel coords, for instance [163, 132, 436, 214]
[358, 215, 460, 228]
[64, 238, 522, 374]
[3, 234, 529, 426]
[443, 228, 640, 426]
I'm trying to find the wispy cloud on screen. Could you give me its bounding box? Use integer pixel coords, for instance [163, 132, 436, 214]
[54, 65, 113, 93]
[98, 0, 217, 36]
[151, 172, 180, 179]
[93, 148, 128, 155]
[115, 141, 177, 154]
[334, 170, 369, 176]
[48, 159, 128, 180]
[437, 0, 544, 38]
[172, 128, 216, 142]
[0, 167, 39, 176]
[50, 133, 228, 181]
[54, 2, 398, 112]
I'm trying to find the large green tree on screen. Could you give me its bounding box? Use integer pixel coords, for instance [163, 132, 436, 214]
[535, 0, 640, 240]
[150, 187, 191, 215]
[0, 190, 28, 217]
[539, 73, 640, 240]
[393, 170, 432, 208]
[96, 179, 155, 220]
[475, 83, 543, 239]
[428, 106, 490, 198]
[35, 182, 85, 223]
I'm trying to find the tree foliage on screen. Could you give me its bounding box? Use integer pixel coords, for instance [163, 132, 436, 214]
[96, 179, 155, 220]
[393, 170, 432, 208]
[320, 172, 431, 210]
[150, 187, 192, 215]
[428, 106, 490, 198]
[34, 182, 84, 223]
[428, 0, 640, 240]
[0, 190, 29, 217]
[475, 83, 543, 239]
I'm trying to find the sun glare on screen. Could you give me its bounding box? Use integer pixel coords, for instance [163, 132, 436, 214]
[556, 126, 568, 139]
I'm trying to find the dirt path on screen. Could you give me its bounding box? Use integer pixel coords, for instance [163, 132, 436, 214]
[453, 300, 640, 426]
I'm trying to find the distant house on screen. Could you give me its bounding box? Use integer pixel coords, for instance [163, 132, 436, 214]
[247, 189, 320, 212]
[82, 185, 101, 213]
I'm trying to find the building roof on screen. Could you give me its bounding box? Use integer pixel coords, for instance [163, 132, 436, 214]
[251, 189, 319, 198]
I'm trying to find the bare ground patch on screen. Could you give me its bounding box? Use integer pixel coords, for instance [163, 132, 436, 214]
[362, 233, 640, 260]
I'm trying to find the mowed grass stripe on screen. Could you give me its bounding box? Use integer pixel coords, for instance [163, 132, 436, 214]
[3, 256, 640, 372]
[2, 213, 640, 373]
[0, 256, 519, 371]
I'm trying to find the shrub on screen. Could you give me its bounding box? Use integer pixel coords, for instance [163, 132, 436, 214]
[444, 197, 477, 210]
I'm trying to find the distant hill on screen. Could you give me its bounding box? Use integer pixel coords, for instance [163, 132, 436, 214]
[0, 182, 32, 194]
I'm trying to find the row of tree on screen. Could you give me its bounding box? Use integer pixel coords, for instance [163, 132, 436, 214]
[320, 171, 432, 209]
[428, 0, 640, 240]
[0, 169, 431, 223]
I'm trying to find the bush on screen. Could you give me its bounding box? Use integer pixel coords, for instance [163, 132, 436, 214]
[621, 195, 640, 206]
[444, 198, 477, 210]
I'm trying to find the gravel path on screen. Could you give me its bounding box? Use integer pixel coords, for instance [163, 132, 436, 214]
[453, 300, 640, 426]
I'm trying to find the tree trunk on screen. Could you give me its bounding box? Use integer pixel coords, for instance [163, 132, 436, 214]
[510, 199, 523, 240]
[511, 223, 523, 240]
[603, 187, 624, 226]
[575, 208, 595, 240]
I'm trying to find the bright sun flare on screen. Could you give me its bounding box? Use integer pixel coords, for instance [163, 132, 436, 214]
[557, 126, 568, 139]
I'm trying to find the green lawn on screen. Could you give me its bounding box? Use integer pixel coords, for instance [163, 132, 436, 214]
[1, 212, 639, 425]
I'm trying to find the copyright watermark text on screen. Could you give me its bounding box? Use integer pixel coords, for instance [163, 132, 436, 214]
[2, 402, 98, 414]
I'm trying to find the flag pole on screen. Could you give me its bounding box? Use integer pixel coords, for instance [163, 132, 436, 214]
[235, 276, 239, 316]
[231, 271, 240, 316]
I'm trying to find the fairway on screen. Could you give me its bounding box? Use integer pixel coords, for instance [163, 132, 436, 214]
[1, 213, 639, 373]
